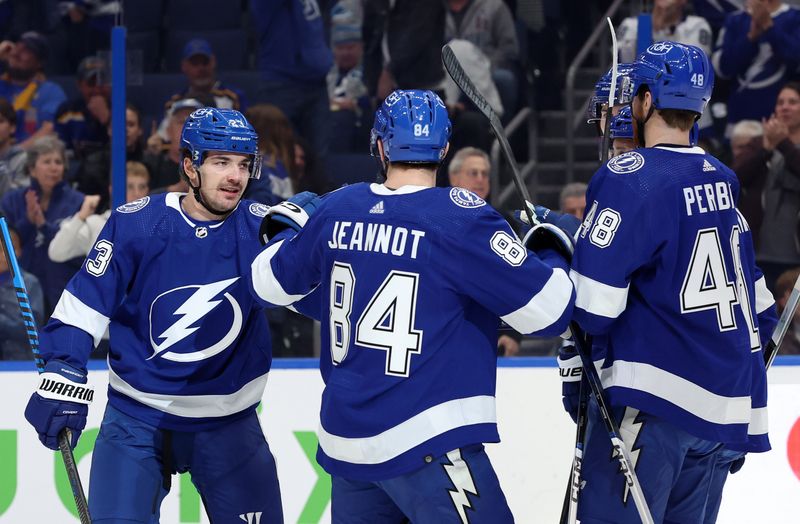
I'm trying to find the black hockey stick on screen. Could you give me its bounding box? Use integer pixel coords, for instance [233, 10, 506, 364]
[0, 216, 92, 524]
[442, 43, 655, 524]
[765, 272, 800, 369]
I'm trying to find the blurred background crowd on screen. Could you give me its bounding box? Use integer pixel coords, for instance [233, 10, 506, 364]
[0, 0, 799, 359]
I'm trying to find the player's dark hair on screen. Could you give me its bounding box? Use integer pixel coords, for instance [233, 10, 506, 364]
[635, 85, 696, 132]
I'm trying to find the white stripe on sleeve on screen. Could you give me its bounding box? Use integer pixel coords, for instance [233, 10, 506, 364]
[250, 240, 308, 306]
[570, 269, 629, 319]
[51, 290, 111, 347]
[754, 276, 775, 314]
[501, 267, 573, 334]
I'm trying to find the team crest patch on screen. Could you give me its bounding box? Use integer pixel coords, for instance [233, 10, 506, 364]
[249, 202, 269, 217]
[449, 187, 486, 208]
[116, 196, 150, 213]
[607, 152, 645, 174]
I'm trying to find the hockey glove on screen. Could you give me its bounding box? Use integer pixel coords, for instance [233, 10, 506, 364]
[24, 360, 93, 450]
[558, 342, 582, 423]
[259, 191, 321, 245]
[523, 222, 575, 262]
[516, 204, 582, 238]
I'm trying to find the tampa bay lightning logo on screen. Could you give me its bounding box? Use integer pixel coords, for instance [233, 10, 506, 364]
[249, 203, 269, 217]
[148, 277, 243, 362]
[449, 187, 486, 208]
[116, 196, 150, 213]
[607, 152, 645, 174]
[648, 42, 674, 55]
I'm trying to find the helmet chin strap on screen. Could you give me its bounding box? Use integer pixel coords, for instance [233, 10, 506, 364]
[189, 166, 234, 217]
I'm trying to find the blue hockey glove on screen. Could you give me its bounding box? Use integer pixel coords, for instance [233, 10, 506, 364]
[24, 360, 93, 450]
[523, 222, 575, 262]
[558, 342, 582, 423]
[259, 191, 321, 245]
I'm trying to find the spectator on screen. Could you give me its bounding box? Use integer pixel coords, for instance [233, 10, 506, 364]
[55, 55, 111, 163]
[327, 22, 371, 153]
[76, 102, 146, 206]
[447, 146, 523, 356]
[0, 226, 44, 360]
[292, 135, 327, 195]
[774, 267, 800, 355]
[144, 98, 203, 193]
[243, 104, 296, 204]
[49, 160, 149, 263]
[447, 146, 491, 199]
[445, 0, 520, 115]
[0, 136, 83, 316]
[730, 119, 766, 247]
[0, 31, 67, 148]
[158, 38, 246, 140]
[741, 82, 800, 291]
[618, 0, 713, 63]
[712, 0, 800, 133]
[559, 182, 587, 219]
[0, 97, 28, 199]
[250, 0, 333, 158]
[363, 0, 447, 100]
[693, 0, 743, 35]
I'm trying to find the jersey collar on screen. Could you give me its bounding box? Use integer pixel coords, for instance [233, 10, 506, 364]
[370, 183, 431, 195]
[165, 192, 230, 229]
[653, 145, 706, 155]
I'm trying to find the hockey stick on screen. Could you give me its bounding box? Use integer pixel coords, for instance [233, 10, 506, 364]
[441, 44, 538, 228]
[0, 216, 92, 524]
[442, 44, 655, 524]
[600, 17, 618, 165]
[562, 18, 621, 524]
[765, 272, 800, 369]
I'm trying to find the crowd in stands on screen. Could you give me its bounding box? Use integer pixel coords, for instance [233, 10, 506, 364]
[0, 0, 799, 358]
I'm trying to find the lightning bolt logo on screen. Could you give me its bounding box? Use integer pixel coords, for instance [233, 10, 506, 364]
[615, 407, 644, 505]
[443, 449, 479, 524]
[149, 277, 242, 362]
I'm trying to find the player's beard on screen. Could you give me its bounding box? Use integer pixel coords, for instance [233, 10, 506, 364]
[202, 184, 245, 214]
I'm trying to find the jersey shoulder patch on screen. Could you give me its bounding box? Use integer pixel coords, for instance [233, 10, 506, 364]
[449, 187, 486, 208]
[248, 202, 269, 218]
[116, 196, 150, 213]
[607, 151, 645, 174]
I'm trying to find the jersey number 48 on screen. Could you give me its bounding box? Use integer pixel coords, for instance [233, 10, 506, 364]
[680, 226, 760, 350]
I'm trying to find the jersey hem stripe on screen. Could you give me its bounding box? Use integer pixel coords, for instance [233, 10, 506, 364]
[318, 395, 497, 465]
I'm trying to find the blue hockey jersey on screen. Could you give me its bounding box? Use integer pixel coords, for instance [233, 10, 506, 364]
[42, 193, 275, 431]
[712, 5, 800, 125]
[250, 183, 575, 480]
[572, 146, 777, 452]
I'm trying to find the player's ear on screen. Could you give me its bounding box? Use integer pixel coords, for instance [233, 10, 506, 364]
[182, 157, 198, 183]
[377, 139, 386, 163]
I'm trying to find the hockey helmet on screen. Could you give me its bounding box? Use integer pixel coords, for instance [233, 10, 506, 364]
[625, 41, 713, 115]
[586, 63, 634, 123]
[609, 106, 634, 140]
[180, 107, 261, 179]
[370, 89, 451, 164]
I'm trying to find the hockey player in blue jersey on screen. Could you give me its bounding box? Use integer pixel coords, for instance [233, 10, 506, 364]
[23, 108, 285, 523]
[250, 89, 576, 523]
[565, 42, 779, 523]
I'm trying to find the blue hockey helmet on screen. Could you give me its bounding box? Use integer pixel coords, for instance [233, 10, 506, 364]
[626, 41, 713, 115]
[370, 89, 451, 164]
[586, 63, 634, 123]
[180, 107, 261, 179]
[609, 106, 634, 140]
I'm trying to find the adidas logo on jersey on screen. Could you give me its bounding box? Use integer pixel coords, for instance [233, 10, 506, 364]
[702, 159, 716, 172]
[369, 201, 385, 214]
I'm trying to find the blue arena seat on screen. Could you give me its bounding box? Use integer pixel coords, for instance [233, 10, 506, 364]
[325, 154, 380, 189]
[164, 0, 242, 30]
[164, 30, 248, 72]
[217, 70, 262, 106]
[123, 0, 164, 31]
